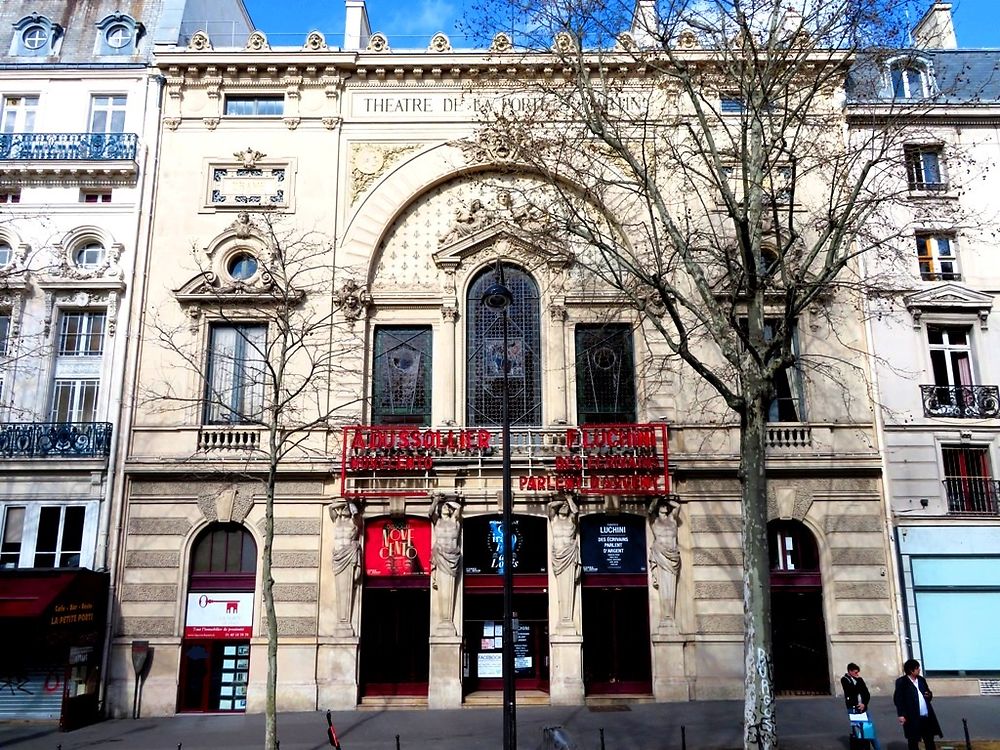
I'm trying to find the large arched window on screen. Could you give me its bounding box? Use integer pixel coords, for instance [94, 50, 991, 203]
[189, 522, 257, 591]
[466, 263, 542, 426]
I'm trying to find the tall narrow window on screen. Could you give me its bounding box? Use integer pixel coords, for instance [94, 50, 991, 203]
[928, 325, 973, 388]
[0, 312, 9, 355]
[0, 506, 25, 568]
[942, 446, 995, 515]
[50, 310, 105, 423]
[575, 324, 637, 424]
[891, 62, 926, 99]
[916, 234, 959, 281]
[205, 324, 267, 424]
[58, 311, 106, 356]
[89, 95, 127, 133]
[466, 264, 542, 427]
[742, 319, 805, 422]
[372, 327, 432, 425]
[51, 380, 99, 422]
[1, 95, 38, 133]
[904, 145, 945, 191]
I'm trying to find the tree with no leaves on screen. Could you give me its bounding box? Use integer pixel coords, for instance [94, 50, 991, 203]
[460, 0, 933, 747]
[145, 211, 363, 750]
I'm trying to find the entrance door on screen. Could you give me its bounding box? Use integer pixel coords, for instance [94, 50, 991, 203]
[582, 586, 651, 694]
[359, 587, 430, 696]
[463, 591, 549, 693]
[177, 640, 250, 712]
[769, 520, 830, 694]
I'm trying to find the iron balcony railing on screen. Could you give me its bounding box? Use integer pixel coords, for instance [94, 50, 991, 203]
[0, 132, 138, 161]
[920, 384, 1000, 419]
[944, 477, 1000, 516]
[0, 422, 112, 458]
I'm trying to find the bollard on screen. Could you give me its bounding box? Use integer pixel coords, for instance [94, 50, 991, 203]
[682, 725, 687, 750]
[542, 725, 578, 750]
[963, 718, 972, 750]
[396, 733, 401, 750]
[599, 727, 605, 750]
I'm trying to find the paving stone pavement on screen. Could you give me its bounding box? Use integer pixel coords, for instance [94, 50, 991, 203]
[1, 696, 998, 750]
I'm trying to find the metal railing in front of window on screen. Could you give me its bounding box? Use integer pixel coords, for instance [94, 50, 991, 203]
[943, 477, 1000, 515]
[908, 179, 948, 192]
[0, 421, 112, 458]
[0, 133, 138, 161]
[920, 385, 1000, 419]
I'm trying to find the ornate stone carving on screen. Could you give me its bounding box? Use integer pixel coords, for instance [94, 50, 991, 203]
[490, 32, 513, 52]
[304, 31, 328, 51]
[428, 32, 451, 52]
[350, 143, 420, 203]
[188, 30, 212, 51]
[334, 279, 373, 324]
[329, 501, 362, 635]
[548, 495, 580, 631]
[283, 117, 301, 130]
[198, 484, 254, 524]
[549, 304, 567, 322]
[322, 116, 342, 130]
[367, 32, 390, 52]
[457, 128, 519, 166]
[553, 31, 577, 53]
[430, 495, 462, 635]
[164, 117, 181, 131]
[203, 117, 220, 130]
[615, 32, 637, 51]
[245, 30, 270, 51]
[677, 29, 698, 49]
[234, 147, 266, 169]
[649, 497, 681, 630]
[230, 211, 255, 239]
[42, 290, 120, 337]
[441, 305, 459, 323]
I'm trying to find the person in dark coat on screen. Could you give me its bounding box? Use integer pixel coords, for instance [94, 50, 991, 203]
[893, 659, 943, 750]
[841, 662, 871, 713]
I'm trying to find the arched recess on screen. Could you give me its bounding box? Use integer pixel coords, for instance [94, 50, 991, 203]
[178, 522, 257, 714]
[768, 519, 830, 694]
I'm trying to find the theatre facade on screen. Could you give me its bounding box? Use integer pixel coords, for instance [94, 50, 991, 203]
[107, 19, 901, 716]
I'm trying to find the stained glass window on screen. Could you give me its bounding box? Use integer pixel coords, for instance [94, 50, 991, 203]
[466, 264, 542, 426]
[372, 327, 432, 425]
[575, 324, 636, 424]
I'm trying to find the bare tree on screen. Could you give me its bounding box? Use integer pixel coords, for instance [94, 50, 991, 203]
[458, 0, 939, 747]
[145, 211, 362, 750]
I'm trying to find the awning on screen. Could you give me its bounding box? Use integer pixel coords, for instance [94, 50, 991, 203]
[0, 569, 108, 620]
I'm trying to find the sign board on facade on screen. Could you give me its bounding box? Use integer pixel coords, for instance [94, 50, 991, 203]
[184, 593, 254, 639]
[580, 514, 648, 575]
[363, 517, 431, 576]
[341, 423, 669, 498]
[463, 515, 547, 575]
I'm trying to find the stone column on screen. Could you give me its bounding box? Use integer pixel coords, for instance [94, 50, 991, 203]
[428, 495, 463, 707]
[439, 304, 458, 425]
[548, 303, 568, 424]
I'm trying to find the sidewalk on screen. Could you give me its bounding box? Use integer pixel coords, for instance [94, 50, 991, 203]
[1, 696, 998, 750]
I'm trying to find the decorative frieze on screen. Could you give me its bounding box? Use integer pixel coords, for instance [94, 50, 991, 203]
[349, 143, 421, 203]
[207, 160, 289, 210]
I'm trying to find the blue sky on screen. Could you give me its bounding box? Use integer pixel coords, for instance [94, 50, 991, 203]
[244, 0, 1000, 49]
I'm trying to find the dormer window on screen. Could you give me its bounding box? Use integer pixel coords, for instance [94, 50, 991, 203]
[890, 59, 929, 99]
[11, 14, 62, 57]
[95, 14, 142, 56]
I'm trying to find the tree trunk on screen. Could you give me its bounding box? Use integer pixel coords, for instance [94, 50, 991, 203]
[263, 443, 279, 749]
[740, 394, 777, 750]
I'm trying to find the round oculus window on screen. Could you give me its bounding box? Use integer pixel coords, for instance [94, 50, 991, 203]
[22, 26, 48, 50]
[74, 243, 105, 268]
[227, 253, 258, 281]
[106, 24, 132, 49]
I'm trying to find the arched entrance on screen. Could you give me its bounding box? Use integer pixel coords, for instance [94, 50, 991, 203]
[768, 520, 830, 694]
[178, 523, 256, 713]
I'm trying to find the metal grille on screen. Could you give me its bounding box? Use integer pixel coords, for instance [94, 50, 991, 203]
[575, 324, 636, 424]
[466, 264, 542, 427]
[942, 446, 997, 515]
[372, 327, 432, 425]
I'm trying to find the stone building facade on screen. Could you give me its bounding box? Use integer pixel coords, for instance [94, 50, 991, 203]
[107, 1, 900, 717]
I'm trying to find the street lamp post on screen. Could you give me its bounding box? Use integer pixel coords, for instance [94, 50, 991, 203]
[481, 261, 517, 750]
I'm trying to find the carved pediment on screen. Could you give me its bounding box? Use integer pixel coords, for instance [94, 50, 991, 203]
[174, 270, 302, 305]
[433, 224, 572, 273]
[905, 283, 994, 329]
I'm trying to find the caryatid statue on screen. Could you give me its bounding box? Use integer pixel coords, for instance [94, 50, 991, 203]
[329, 501, 362, 635]
[429, 494, 463, 635]
[648, 497, 681, 627]
[547, 494, 580, 629]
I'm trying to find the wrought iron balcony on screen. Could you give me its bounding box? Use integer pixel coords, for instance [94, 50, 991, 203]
[0, 132, 138, 161]
[0, 422, 112, 458]
[944, 477, 1000, 516]
[920, 385, 1000, 419]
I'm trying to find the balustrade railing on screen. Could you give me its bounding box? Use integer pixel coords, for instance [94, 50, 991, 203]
[0, 422, 112, 458]
[0, 132, 138, 161]
[198, 426, 263, 451]
[943, 477, 1000, 515]
[921, 385, 1000, 419]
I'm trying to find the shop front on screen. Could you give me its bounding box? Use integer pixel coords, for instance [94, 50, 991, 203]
[462, 514, 549, 694]
[0, 568, 108, 728]
[359, 516, 432, 696]
[580, 513, 651, 694]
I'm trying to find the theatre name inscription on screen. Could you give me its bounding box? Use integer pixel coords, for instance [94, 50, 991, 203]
[352, 91, 649, 119]
[341, 423, 668, 497]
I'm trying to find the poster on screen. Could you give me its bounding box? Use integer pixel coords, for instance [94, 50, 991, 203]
[580, 514, 647, 574]
[364, 516, 432, 576]
[184, 592, 254, 638]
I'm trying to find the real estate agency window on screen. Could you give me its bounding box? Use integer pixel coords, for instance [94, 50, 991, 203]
[574, 324, 637, 424]
[204, 323, 267, 424]
[372, 326, 432, 425]
[916, 234, 959, 281]
[223, 95, 284, 117]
